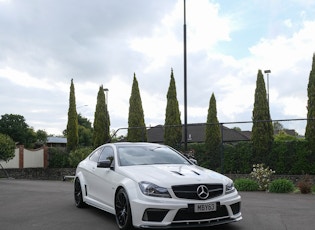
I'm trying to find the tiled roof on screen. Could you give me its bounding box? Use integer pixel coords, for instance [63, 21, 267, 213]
[47, 137, 67, 144]
[147, 123, 251, 143]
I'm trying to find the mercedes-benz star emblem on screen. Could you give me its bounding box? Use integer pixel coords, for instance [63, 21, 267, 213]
[196, 185, 209, 199]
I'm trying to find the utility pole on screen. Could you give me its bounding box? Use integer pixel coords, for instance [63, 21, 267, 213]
[183, 0, 188, 151]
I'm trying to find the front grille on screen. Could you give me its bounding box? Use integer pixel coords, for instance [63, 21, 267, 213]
[172, 184, 223, 200]
[174, 204, 228, 221]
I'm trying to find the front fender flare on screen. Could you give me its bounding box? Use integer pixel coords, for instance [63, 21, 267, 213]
[75, 171, 87, 199]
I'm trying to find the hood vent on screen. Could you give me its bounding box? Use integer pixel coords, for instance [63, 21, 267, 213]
[191, 170, 200, 175]
[171, 170, 201, 176]
[171, 171, 184, 176]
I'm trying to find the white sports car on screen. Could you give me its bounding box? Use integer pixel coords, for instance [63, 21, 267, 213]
[74, 142, 242, 229]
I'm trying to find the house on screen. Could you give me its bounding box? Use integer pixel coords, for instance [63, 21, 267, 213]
[274, 129, 296, 136]
[147, 123, 251, 144]
[46, 137, 67, 148]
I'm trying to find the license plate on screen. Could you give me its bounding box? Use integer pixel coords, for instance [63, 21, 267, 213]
[194, 202, 216, 213]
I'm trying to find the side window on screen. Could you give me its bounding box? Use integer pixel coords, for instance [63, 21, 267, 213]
[89, 147, 103, 162]
[99, 146, 114, 162]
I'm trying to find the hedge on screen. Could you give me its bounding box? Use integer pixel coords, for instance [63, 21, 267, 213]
[190, 140, 315, 174]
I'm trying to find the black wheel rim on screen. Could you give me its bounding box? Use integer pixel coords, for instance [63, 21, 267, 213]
[74, 179, 82, 205]
[115, 191, 128, 227]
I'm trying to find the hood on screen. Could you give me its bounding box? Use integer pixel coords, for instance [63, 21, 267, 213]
[118, 164, 230, 187]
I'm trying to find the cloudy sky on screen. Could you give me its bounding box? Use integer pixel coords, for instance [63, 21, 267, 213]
[0, 0, 314, 136]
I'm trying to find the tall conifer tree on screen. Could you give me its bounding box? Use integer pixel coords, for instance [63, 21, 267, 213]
[93, 85, 110, 148]
[252, 70, 274, 163]
[205, 93, 221, 169]
[164, 69, 182, 149]
[305, 53, 315, 154]
[66, 79, 78, 152]
[127, 74, 147, 142]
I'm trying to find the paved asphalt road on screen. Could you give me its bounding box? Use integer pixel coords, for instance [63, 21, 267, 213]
[0, 179, 314, 230]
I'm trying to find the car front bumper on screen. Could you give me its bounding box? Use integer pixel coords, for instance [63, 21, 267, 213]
[130, 192, 242, 229]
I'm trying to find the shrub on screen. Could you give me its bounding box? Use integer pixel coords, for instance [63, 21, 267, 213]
[0, 133, 15, 162]
[234, 178, 259, 191]
[69, 147, 92, 167]
[48, 147, 70, 168]
[250, 164, 275, 191]
[298, 175, 313, 194]
[269, 179, 294, 193]
[312, 185, 315, 194]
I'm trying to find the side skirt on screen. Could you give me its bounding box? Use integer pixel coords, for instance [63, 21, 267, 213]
[84, 196, 116, 215]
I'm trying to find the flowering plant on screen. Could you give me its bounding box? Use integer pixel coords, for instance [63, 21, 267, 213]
[250, 164, 275, 191]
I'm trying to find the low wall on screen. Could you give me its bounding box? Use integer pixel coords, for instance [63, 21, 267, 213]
[0, 168, 76, 180]
[1, 168, 315, 183]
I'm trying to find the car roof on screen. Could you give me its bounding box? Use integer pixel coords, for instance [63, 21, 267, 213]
[109, 142, 164, 147]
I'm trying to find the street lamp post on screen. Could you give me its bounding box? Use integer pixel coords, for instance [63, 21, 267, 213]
[103, 88, 109, 142]
[77, 105, 88, 109]
[76, 105, 88, 116]
[264, 70, 271, 106]
[183, 0, 188, 151]
[104, 88, 109, 105]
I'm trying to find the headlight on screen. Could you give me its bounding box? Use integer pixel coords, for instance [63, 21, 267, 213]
[225, 182, 235, 194]
[139, 181, 171, 198]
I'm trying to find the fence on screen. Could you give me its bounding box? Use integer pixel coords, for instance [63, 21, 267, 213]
[112, 118, 307, 144]
[0, 145, 48, 169]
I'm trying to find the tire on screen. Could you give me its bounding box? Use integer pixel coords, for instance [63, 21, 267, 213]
[115, 188, 133, 230]
[74, 178, 86, 208]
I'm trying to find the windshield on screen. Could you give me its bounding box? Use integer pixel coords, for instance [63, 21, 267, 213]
[117, 145, 192, 166]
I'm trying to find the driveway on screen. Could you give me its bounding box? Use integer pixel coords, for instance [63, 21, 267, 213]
[0, 179, 314, 230]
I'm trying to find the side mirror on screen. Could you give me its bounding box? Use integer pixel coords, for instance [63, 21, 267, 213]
[97, 160, 111, 168]
[189, 158, 198, 165]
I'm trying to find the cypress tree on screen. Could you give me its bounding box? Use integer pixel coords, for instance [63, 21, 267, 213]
[305, 53, 315, 154]
[66, 79, 79, 152]
[205, 93, 221, 170]
[127, 73, 147, 142]
[252, 70, 274, 163]
[164, 69, 182, 149]
[93, 85, 110, 148]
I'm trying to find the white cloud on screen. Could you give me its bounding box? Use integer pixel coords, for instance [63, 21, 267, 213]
[186, 0, 232, 52]
[249, 20, 315, 69]
[284, 19, 293, 28]
[279, 96, 307, 117]
[0, 66, 70, 93]
[129, 0, 233, 73]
